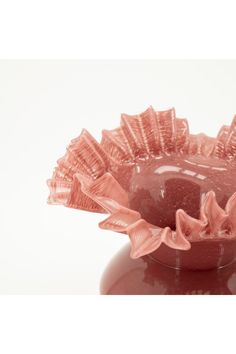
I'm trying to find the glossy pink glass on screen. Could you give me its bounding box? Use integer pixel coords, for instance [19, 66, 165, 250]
[116, 154, 236, 229]
[100, 244, 236, 295]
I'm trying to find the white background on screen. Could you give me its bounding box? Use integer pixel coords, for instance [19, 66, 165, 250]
[1, 60, 236, 294]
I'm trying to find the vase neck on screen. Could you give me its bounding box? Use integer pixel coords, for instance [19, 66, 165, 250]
[149, 239, 236, 271]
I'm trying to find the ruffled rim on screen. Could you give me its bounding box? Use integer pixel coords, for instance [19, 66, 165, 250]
[47, 106, 236, 258]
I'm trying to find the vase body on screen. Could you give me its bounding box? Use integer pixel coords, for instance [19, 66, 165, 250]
[100, 243, 236, 295]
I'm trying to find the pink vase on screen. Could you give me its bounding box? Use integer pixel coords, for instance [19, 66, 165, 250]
[47, 106, 236, 294]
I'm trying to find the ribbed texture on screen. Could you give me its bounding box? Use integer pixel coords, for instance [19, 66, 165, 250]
[47, 106, 236, 259]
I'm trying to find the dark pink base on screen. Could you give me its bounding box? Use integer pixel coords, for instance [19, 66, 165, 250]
[100, 243, 236, 295]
